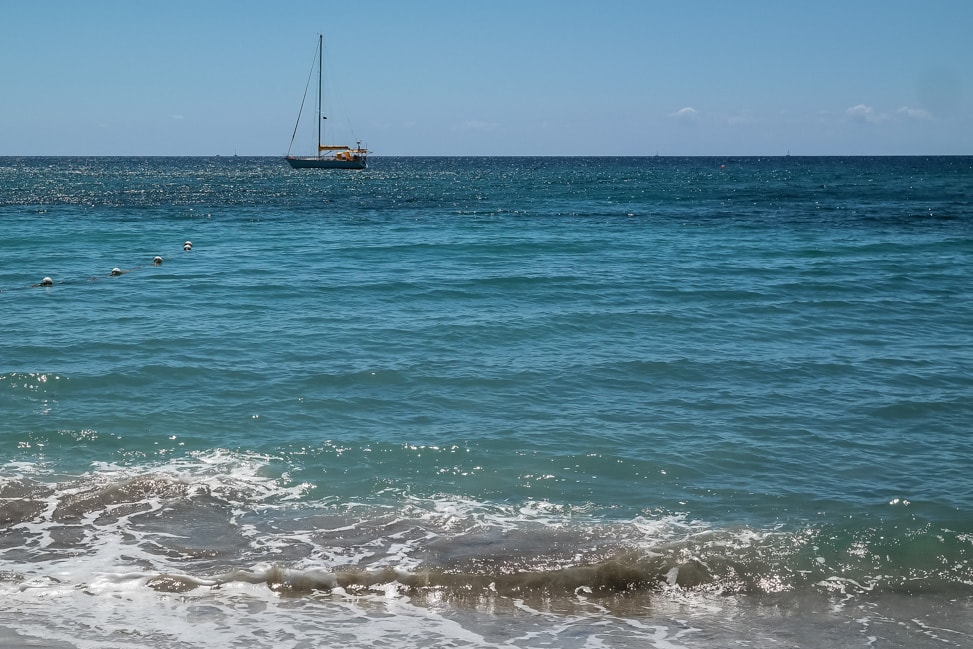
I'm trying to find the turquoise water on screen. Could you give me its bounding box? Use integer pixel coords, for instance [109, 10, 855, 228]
[1, 156, 972, 648]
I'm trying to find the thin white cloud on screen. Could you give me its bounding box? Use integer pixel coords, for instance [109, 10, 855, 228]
[897, 106, 932, 120]
[171, 114, 185, 120]
[846, 104, 933, 124]
[670, 106, 698, 120]
[845, 104, 883, 123]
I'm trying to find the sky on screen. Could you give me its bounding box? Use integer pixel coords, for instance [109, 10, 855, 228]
[2, 1, 971, 156]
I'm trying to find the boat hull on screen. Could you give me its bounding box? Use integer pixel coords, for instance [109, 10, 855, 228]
[285, 156, 367, 170]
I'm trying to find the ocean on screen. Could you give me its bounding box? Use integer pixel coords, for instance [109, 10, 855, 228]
[1, 156, 971, 648]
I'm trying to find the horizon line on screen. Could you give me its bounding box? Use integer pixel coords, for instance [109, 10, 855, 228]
[3, 153, 972, 159]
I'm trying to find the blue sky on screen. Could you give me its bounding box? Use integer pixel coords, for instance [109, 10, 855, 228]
[2, 1, 971, 156]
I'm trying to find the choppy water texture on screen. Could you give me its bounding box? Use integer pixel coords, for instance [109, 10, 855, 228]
[1, 156, 972, 648]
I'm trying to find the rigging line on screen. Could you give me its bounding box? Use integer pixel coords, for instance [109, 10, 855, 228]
[287, 42, 318, 155]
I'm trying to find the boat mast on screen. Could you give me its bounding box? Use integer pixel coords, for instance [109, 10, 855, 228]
[317, 34, 323, 158]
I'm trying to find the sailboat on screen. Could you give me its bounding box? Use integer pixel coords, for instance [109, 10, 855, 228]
[285, 34, 367, 169]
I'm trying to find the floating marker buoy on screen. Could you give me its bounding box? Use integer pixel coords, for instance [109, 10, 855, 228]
[110, 267, 123, 276]
[153, 256, 164, 266]
[40, 277, 53, 286]
[183, 241, 193, 251]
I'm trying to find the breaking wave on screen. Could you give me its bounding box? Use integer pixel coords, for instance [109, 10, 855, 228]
[3, 449, 970, 611]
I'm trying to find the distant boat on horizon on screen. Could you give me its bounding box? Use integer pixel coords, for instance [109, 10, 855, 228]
[285, 34, 367, 170]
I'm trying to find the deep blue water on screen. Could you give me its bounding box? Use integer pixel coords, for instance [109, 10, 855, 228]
[1, 156, 972, 648]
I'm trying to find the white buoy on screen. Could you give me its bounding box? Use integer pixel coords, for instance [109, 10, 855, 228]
[184, 241, 193, 251]
[153, 256, 164, 266]
[40, 277, 53, 286]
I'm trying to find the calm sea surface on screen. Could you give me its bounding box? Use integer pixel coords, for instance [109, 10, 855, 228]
[1, 156, 972, 648]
